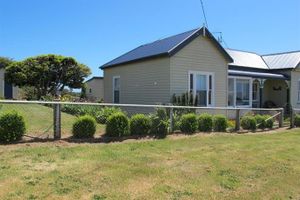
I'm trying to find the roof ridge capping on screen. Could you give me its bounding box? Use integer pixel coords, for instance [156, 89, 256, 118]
[262, 50, 300, 56]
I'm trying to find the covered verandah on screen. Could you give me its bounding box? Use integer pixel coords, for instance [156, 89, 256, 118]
[228, 69, 290, 112]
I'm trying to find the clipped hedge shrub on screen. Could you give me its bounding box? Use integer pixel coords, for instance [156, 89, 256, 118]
[106, 112, 129, 137]
[179, 113, 198, 134]
[241, 116, 257, 131]
[130, 114, 151, 135]
[198, 113, 213, 132]
[213, 115, 228, 132]
[294, 114, 300, 127]
[95, 107, 122, 124]
[0, 111, 26, 143]
[72, 115, 96, 138]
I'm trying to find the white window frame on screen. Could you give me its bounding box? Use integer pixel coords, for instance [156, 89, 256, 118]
[298, 79, 300, 103]
[112, 76, 120, 103]
[228, 76, 253, 108]
[188, 71, 215, 107]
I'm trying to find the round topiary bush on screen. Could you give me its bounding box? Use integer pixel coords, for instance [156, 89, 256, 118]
[130, 114, 151, 135]
[72, 115, 96, 138]
[179, 113, 198, 134]
[294, 114, 300, 127]
[198, 113, 213, 132]
[241, 116, 257, 131]
[0, 111, 26, 143]
[213, 115, 228, 132]
[95, 107, 122, 124]
[106, 112, 129, 137]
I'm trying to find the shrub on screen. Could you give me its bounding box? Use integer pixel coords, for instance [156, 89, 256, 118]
[0, 111, 26, 143]
[130, 114, 151, 135]
[241, 116, 257, 131]
[198, 113, 213, 132]
[254, 115, 267, 129]
[264, 115, 274, 129]
[294, 114, 300, 127]
[95, 107, 122, 124]
[213, 115, 228, 132]
[106, 112, 129, 137]
[150, 116, 169, 138]
[179, 113, 198, 134]
[72, 115, 96, 138]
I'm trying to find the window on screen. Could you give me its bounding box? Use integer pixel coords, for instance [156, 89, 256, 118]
[89, 88, 92, 93]
[189, 71, 214, 107]
[113, 76, 120, 103]
[298, 80, 300, 103]
[228, 77, 252, 107]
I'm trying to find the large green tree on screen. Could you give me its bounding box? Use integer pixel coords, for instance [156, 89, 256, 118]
[5, 54, 91, 99]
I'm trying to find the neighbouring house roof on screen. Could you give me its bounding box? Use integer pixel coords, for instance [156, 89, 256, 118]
[228, 69, 288, 80]
[100, 27, 233, 69]
[226, 49, 269, 69]
[85, 76, 103, 83]
[262, 51, 300, 69]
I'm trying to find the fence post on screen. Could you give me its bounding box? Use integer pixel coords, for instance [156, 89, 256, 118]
[169, 107, 174, 133]
[53, 103, 61, 139]
[290, 108, 294, 128]
[279, 108, 284, 128]
[235, 109, 240, 131]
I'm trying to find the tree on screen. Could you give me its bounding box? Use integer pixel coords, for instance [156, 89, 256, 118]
[5, 54, 91, 99]
[0, 57, 13, 69]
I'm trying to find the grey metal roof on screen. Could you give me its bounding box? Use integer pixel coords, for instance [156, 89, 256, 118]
[85, 76, 103, 83]
[226, 49, 269, 69]
[262, 51, 300, 69]
[228, 70, 288, 80]
[101, 27, 233, 69]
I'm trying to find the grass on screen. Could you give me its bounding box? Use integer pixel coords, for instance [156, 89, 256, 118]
[0, 104, 105, 138]
[0, 129, 299, 199]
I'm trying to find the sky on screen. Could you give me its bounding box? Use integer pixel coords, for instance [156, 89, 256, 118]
[1, 0, 300, 78]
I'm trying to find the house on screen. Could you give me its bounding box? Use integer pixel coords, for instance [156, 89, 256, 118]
[85, 76, 104, 102]
[100, 27, 300, 111]
[0, 67, 19, 99]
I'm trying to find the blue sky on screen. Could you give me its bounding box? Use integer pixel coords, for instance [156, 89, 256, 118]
[1, 0, 300, 78]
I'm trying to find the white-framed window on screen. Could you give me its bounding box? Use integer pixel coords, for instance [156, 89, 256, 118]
[113, 76, 120, 103]
[298, 79, 300, 103]
[188, 71, 214, 107]
[228, 76, 252, 107]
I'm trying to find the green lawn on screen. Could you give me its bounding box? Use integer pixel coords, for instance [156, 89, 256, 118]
[0, 129, 299, 199]
[0, 104, 105, 138]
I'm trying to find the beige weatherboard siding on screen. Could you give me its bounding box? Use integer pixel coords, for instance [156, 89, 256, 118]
[86, 77, 104, 101]
[170, 35, 228, 107]
[104, 57, 171, 104]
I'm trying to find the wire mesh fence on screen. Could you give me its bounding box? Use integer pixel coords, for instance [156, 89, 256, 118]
[0, 100, 290, 142]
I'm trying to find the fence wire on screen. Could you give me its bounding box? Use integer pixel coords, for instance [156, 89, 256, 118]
[0, 100, 289, 141]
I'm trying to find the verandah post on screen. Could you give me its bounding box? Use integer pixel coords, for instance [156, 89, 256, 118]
[235, 109, 241, 131]
[53, 102, 61, 139]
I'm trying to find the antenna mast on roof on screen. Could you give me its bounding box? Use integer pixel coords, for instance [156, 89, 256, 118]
[200, 0, 209, 28]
